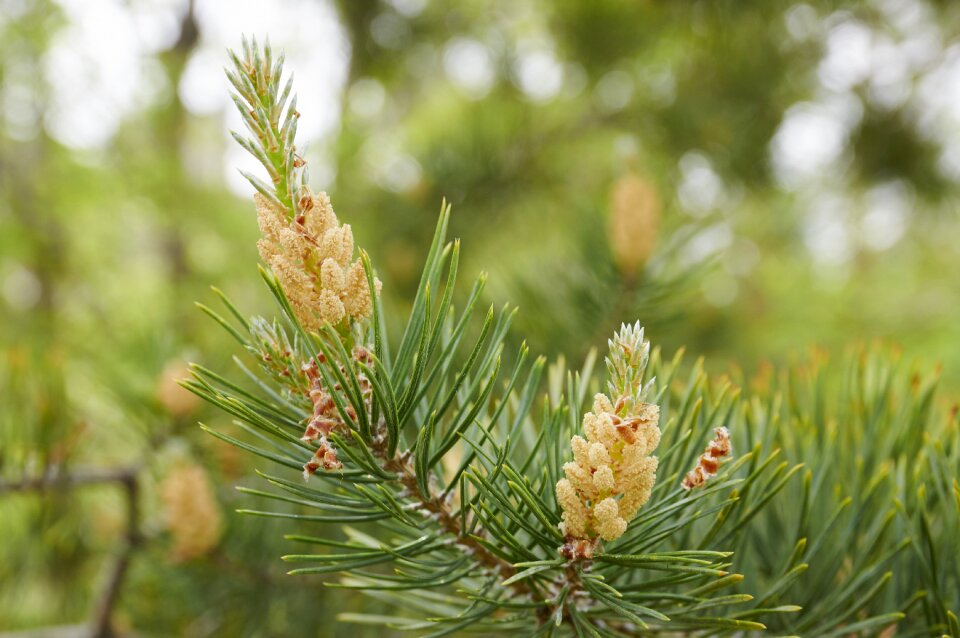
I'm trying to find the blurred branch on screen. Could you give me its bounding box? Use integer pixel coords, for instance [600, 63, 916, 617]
[0, 467, 141, 638]
[0, 467, 135, 494]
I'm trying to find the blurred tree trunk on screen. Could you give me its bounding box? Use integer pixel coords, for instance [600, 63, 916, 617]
[157, 0, 200, 298]
[333, 0, 382, 84]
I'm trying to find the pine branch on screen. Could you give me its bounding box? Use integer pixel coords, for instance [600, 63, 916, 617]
[0, 466, 137, 494]
[187, 39, 960, 637]
[372, 440, 536, 602]
[0, 466, 142, 638]
[199, 39, 780, 636]
[90, 472, 140, 638]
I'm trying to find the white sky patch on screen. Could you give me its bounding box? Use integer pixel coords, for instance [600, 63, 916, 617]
[822, 12, 937, 114]
[515, 46, 564, 103]
[187, 0, 349, 196]
[42, 0, 349, 196]
[443, 37, 496, 99]
[43, 0, 184, 148]
[818, 20, 873, 92]
[179, 47, 225, 115]
[770, 94, 862, 189]
[876, 0, 933, 34]
[866, 37, 911, 111]
[677, 151, 725, 216]
[913, 48, 960, 136]
[861, 180, 911, 251]
[802, 194, 853, 266]
[128, 0, 185, 53]
[913, 46, 960, 183]
[773, 7, 950, 188]
[45, 0, 147, 148]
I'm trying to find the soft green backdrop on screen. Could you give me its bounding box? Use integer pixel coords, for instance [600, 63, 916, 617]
[1, 0, 958, 635]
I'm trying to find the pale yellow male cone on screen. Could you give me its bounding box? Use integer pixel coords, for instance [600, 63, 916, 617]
[255, 189, 381, 332]
[556, 322, 660, 546]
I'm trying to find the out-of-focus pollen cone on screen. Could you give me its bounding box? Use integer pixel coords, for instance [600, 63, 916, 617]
[156, 360, 200, 418]
[609, 172, 660, 277]
[160, 461, 223, 561]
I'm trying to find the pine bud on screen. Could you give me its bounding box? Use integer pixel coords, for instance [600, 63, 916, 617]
[300, 346, 375, 480]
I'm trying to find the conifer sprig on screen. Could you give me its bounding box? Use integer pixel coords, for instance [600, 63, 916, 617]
[180, 40, 958, 637]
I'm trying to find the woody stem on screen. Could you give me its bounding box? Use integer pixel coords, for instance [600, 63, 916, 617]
[369, 428, 547, 613]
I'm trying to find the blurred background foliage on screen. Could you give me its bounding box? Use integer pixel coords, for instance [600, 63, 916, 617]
[1, 0, 959, 635]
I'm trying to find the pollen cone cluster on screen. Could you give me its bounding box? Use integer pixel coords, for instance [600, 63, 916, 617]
[556, 322, 661, 544]
[556, 394, 660, 542]
[255, 189, 381, 331]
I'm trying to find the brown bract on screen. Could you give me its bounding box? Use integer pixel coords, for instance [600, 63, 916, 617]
[300, 347, 374, 479]
[681, 426, 732, 490]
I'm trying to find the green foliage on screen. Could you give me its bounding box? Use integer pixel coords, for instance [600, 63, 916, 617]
[192, 239, 960, 636]
[731, 351, 960, 636]
[193, 266, 960, 635]
[498, 201, 707, 364]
